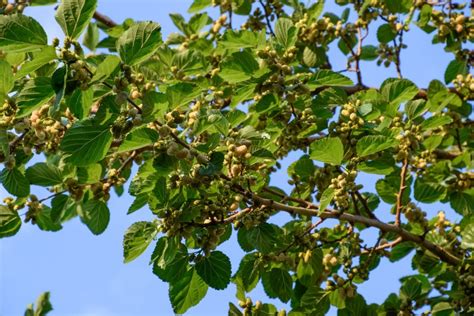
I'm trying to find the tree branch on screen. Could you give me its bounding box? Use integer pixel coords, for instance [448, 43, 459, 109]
[395, 158, 409, 226]
[93, 11, 118, 28]
[227, 182, 461, 266]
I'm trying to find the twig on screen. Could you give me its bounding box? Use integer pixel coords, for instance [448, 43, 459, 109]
[93, 11, 118, 28]
[8, 129, 29, 154]
[258, 0, 275, 36]
[39, 190, 68, 203]
[395, 158, 409, 227]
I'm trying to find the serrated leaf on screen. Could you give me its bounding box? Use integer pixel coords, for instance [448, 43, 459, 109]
[0, 60, 13, 99]
[60, 125, 113, 166]
[91, 55, 121, 83]
[81, 199, 110, 235]
[0, 14, 47, 53]
[83, 22, 99, 51]
[55, 0, 98, 39]
[36, 206, 62, 232]
[195, 251, 231, 290]
[123, 221, 157, 263]
[401, 277, 422, 300]
[16, 77, 55, 118]
[420, 115, 453, 131]
[381, 78, 419, 108]
[449, 190, 474, 216]
[461, 223, 474, 249]
[306, 70, 353, 89]
[0, 167, 30, 197]
[15, 46, 57, 80]
[117, 21, 162, 65]
[262, 268, 292, 303]
[117, 128, 159, 153]
[247, 223, 282, 253]
[169, 268, 208, 314]
[0, 205, 21, 238]
[275, 18, 297, 49]
[414, 178, 446, 203]
[356, 135, 397, 157]
[310, 137, 344, 165]
[77, 164, 102, 184]
[26, 163, 63, 186]
[219, 50, 259, 83]
[68, 88, 93, 119]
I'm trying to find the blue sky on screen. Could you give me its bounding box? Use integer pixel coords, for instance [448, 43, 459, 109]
[0, 1, 462, 315]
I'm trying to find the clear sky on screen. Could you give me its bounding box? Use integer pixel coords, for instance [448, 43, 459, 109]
[0, 1, 462, 315]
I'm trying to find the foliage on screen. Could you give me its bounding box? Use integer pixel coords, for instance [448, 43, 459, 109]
[1, 0, 473, 315]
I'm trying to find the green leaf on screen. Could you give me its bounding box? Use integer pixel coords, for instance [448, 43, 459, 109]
[60, 125, 113, 166]
[83, 22, 99, 51]
[28, 291, 53, 316]
[414, 178, 446, 203]
[431, 302, 454, 316]
[358, 160, 395, 175]
[77, 164, 102, 184]
[26, 163, 63, 186]
[420, 115, 453, 131]
[219, 50, 259, 83]
[0, 14, 47, 53]
[444, 59, 467, 84]
[247, 223, 282, 253]
[449, 190, 474, 216]
[36, 206, 62, 232]
[169, 268, 208, 314]
[195, 251, 232, 290]
[0, 168, 30, 197]
[377, 24, 396, 43]
[383, 0, 411, 13]
[346, 294, 367, 315]
[117, 128, 159, 153]
[275, 18, 297, 49]
[55, 0, 98, 39]
[262, 268, 293, 303]
[0, 205, 21, 238]
[91, 55, 121, 83]
[151, 236, 178, 268]
[16, 77, 55, 118]
[319, 187, 335, 211]
[50, 194, 74, 223]
[123, 221, 157, 263]
[389, 242, 416, 262]
[460, 223, 474, 249]
[188, 0, 212, 13]
[381, 78, 419, 109]
[80, 199, 110, 235]
[310, 137, 344, 165]
[306, 70, 353, 89]
[401, 277, 422, 300]
[117, 21, 162, 65]
[356, 135, 397, 157]
[15, 46, 57, 80]
[0, 60, 13, 99]
[68, 87, 93, 119]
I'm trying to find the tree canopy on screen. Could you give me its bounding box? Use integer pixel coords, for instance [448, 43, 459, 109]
[0, 0, 473, 315]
